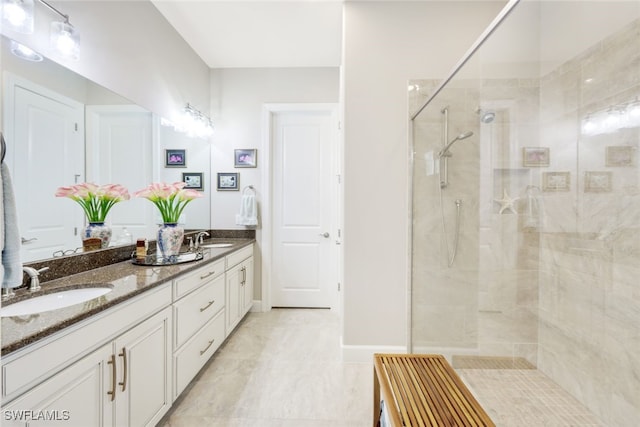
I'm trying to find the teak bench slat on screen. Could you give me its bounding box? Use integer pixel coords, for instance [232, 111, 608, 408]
[373, 354, 495, 427]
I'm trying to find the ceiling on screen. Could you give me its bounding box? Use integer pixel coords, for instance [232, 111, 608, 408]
[151, 1, 640, 71]
[151, 0, 344, 68]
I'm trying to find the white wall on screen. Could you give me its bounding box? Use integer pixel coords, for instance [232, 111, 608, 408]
[1, 0, 210, 123]
[209, 67, 340, 299]
[341, 1, 507, 359]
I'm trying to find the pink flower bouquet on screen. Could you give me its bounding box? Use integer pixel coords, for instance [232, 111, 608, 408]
[55, 183, 130, 222]
[134, 182, 202, 223]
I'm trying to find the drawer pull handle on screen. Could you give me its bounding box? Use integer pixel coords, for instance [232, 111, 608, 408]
[200, 300, 215, 312]
[107, 354, 116, 401]
[200, 339, 215, 355]
[200, 271, 216, 280]
[118, 347, 127, 392]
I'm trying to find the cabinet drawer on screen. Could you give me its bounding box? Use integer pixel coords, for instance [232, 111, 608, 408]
[173, 310, 225, 398]
[226, 244, 253, 269]
[173, 274, 225, 349]
[173, 258, 225, 300]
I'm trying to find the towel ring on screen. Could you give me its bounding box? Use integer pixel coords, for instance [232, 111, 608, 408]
[242, 185, 256, 195]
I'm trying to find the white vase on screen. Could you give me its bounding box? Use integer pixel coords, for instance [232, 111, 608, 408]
[83, 222, 112, 249]
[157, 223, 184, 259]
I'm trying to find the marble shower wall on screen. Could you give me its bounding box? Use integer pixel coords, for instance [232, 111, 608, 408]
[537, 18, 640, 426]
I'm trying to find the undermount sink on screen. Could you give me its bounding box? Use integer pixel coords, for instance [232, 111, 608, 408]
[201, 243, 233, 248]
[0, 287, 112, 317]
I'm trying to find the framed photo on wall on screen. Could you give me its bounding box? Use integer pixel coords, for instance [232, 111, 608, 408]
[542, 171, 570, 192]
[584, 171, 612, 193]
[523, 147, 550, 167]
[182, 172, 204, 191]
[605, 146, 636, 167]
[165, 149, 186, 167]
[217, 172, 239, 191]
[234, 149, 257, 168]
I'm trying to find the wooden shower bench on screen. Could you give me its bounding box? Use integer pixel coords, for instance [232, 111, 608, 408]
[373, 354, 495, 427]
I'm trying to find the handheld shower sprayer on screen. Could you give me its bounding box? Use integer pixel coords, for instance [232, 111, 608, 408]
[438, 131, 474, 158]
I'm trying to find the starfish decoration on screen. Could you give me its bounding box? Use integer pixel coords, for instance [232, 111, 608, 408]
[494, 189, 519, 214]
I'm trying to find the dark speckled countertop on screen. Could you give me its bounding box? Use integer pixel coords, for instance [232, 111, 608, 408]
[1, 238, 254, 356]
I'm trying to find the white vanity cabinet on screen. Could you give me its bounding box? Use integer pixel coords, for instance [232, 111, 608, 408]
[111, 306, 172, 427]
[1, 342, 113, 427]
[1, 242, 256, 426]
[172, 257, 227, 399]
[225, 245, 254, 334]
[1, 285, 173, 427]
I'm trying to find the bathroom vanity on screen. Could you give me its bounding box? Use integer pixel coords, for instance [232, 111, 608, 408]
[0, 240, 254, 426]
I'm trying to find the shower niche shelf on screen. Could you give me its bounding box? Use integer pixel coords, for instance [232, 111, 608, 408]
[492, 168, 530, 214]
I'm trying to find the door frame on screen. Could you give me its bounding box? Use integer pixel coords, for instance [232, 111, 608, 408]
[261, 103, 341, 312]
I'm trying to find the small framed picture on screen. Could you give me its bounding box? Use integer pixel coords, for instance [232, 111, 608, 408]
[234, 149, 257, 168]
[523, 147, 550, 167]
[165, 149, 186, 167]
[217, 172, 239, 191]
[584, 171, 612, 193]
[542, 171, 570, 192]
[605, 146, 635, 167]
[182, 172, 204, 191]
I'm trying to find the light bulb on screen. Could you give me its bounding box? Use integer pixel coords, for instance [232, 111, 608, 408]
[50, 21, 80, 60]
[604, 108, 624, 133]
[582, 115, 597, 135]
[1, 0, 34, 33]
[10, 39, 42, 62]
[628, 100, 640, 118]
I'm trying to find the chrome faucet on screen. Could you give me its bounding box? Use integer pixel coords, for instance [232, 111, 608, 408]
[194, 231, 210, 250]
[23, 266, 50, 292]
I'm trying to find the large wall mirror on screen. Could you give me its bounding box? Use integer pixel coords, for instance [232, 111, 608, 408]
[1, 36, 211, 263]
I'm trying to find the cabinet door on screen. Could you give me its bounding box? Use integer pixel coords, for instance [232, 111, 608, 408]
[1, 343, 113, 427]
[226, 263, 242, 333]
[242, 257, 254, 315]
[113, 306, 172, 427]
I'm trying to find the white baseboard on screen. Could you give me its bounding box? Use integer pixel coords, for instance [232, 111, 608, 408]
[250, 300, 262, 312]
[340, 339, 407, 363]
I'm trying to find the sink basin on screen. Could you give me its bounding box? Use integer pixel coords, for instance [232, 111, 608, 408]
[0, 287, 112, 317]
[201, 243, 233, 248]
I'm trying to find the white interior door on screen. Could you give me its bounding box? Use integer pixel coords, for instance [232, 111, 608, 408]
[271, 106, 338, 308]
[3, 75, 84, 261]
[86, 106, 156, 241]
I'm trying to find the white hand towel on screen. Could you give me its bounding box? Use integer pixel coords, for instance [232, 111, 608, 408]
[235, 194, 258, 226]
[2, 162, 23, 288]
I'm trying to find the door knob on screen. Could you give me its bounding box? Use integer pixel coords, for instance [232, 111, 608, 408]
[319, 232, 330, 238]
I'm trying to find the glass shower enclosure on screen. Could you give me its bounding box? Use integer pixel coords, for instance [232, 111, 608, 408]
[409, 1, 640, 425]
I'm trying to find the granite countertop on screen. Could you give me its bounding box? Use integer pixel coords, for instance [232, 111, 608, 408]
[1, 239, 254, 356]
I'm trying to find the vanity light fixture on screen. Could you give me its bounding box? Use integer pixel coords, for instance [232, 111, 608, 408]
[176, 103, 214, 139]
[10, 39, 42, 61]
[581, 95, 640, 135]
[39, 0, 80, 60]
[1, 0, 34, 34]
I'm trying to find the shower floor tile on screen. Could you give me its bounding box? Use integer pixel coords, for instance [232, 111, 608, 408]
[457, 368, 606, 426]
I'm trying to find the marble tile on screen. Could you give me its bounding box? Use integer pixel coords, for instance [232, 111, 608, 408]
[458, 369, 606, 427]
[158, 309, 372, 426]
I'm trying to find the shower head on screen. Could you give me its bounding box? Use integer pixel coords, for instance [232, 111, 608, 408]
[476, 107, 496, 124]
[438, 131, 473, 158]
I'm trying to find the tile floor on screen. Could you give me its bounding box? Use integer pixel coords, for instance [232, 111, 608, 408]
[159, 308, 372, 426]
[159, 308, 605, 427]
